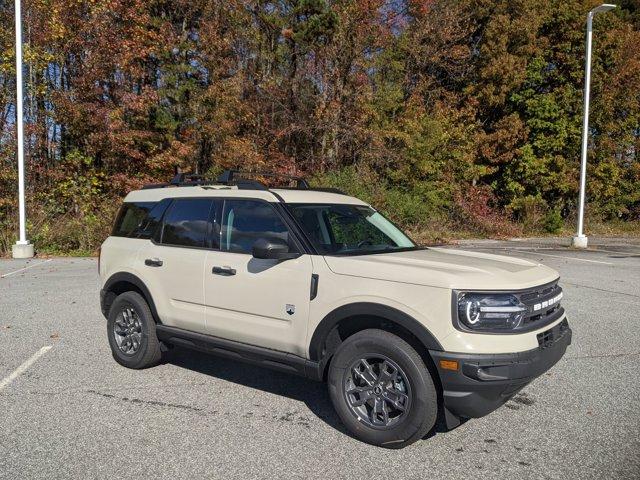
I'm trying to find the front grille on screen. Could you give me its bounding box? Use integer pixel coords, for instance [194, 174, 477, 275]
[518, 281, 564, 330]
[537, 319, 570, 348]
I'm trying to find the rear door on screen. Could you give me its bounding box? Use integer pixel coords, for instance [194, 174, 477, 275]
[203, 199, 313, 356]
[138, 198, 218, 334]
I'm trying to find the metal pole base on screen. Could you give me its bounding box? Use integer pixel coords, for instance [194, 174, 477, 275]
[12, 241, 34, 259]
[571, 235, 588, 249]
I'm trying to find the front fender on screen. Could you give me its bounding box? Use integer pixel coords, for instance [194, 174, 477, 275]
[308, 302, 444, 362]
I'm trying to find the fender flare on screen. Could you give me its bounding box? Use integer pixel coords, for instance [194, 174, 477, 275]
[308, 302, 443, 361]
[102, 272, 161, 323]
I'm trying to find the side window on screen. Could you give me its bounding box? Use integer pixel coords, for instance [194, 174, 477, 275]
[112, 202, 155, 237]
[221, 200, 290, 254]
[160, 199, 214, 248]
[136, 199, 171, 240]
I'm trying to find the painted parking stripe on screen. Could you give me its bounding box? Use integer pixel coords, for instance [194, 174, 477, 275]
[0, 346, 53, 392]
[508, 250, 614, 265]
[0, 259, 52, 278]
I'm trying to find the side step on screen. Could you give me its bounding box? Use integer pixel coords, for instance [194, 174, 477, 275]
[155, 325, 323, 381]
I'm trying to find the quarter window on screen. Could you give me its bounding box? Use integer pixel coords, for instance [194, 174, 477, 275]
[112, 202, 155, 237]
[161, 199, 215, 248]
[221, 200, 290, 254]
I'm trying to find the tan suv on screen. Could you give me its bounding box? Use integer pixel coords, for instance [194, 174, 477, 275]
[99, 170, 571, 448]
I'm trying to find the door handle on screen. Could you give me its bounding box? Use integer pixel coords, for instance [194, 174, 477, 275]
[145, 258, 163, 267]
[212, 266, 236, 276]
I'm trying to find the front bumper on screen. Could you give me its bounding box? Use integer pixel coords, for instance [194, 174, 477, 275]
[430, 319, 571, 424]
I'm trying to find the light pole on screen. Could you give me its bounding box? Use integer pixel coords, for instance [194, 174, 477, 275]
[11, 0, 34, 259]
[572, 3, 616, 249]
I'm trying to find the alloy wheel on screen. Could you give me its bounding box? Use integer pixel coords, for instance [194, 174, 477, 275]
[344, 355, 412, 429]
[113, 306, 143, 355]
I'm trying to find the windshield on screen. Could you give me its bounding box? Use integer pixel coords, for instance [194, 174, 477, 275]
[288, 203, 418, 255]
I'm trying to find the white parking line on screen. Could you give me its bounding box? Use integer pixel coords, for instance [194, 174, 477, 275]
[0, 346, 53, 392]
[0, 259, 53, 278]
[508, 250, 614, 265]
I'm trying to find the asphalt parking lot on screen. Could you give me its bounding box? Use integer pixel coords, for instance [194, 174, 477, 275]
[1, 238, 639, 479]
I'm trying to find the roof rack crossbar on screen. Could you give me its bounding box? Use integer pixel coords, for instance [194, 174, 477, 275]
[218, 170, 310, 189]
[141, 169, 345, 196]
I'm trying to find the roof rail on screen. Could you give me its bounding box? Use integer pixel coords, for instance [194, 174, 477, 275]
[141, 173, 216, 190]
[141, 172, 243, 190]
[218, 170, 310, 189]
[141, 169, 345, 195]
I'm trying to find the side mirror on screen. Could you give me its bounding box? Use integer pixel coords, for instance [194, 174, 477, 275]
[252, 238, 300, 261]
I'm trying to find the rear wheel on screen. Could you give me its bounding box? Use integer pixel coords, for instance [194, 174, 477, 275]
[328, 329, 437, 448]
[107, 291, 161, 369]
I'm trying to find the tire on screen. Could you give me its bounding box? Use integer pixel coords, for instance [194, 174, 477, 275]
[328, 329, 437, 448]
[107, 291, 162, 369]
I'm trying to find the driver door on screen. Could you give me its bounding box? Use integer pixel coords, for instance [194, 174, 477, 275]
[203, 199, 313, 356]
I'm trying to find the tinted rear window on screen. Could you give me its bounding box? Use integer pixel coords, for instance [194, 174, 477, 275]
[112, 202, 155, 237]
[161, 199, 214, 248]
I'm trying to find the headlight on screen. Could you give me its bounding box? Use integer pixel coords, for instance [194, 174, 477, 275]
[456, 293, 527, 331]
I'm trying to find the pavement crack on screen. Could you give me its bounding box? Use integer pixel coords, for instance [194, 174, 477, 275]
[86, 389, 204, 413]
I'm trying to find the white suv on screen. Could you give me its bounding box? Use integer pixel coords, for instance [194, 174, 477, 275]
[99, 170, 571, 448]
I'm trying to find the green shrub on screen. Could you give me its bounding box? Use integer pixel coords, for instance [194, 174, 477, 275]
[509, 195, 548, 232]
[543, 209, 563, 233]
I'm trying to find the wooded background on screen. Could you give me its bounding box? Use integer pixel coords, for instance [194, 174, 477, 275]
[1, 0, 639, 254]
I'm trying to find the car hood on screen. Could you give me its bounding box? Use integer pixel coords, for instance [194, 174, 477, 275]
[323, 247, 559, 290]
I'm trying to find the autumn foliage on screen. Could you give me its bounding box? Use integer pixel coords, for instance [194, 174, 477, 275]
[1, 1, 639, 253]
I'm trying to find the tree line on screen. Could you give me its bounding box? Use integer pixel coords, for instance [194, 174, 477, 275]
[1, 0, 639, 253]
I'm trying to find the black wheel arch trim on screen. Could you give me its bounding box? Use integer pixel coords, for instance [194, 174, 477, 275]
[309, 302, 444, 362]
[102, 272, 161, 324]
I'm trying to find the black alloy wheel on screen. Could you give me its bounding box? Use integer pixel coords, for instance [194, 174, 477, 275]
[107, 291, 162, 369]
[328, 329, 438, 448]
[344, 356, 411, 429]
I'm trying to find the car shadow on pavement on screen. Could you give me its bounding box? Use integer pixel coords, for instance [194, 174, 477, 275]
[162, 347, 352, 437]
[163, 347, 451, 442]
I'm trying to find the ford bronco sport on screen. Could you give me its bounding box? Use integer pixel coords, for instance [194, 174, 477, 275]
[99, 170, 571, 448]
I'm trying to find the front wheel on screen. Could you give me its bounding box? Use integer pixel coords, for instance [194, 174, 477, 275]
[107, 291, 161, 369]
[328, 329, 438, 448]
